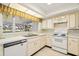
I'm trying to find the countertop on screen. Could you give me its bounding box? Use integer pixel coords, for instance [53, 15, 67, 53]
[0, 33, 53, 44]
[0, 36, 26, 44]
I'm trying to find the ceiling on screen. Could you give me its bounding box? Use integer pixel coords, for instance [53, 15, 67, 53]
[3, 3, 79, 18]
[19, 3, 79, 18]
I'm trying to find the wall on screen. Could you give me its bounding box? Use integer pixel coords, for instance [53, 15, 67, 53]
[0, 13, 3, 39]
[32, 22, 38, 31]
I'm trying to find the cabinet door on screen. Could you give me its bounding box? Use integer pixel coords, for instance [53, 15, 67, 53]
[34, 38, 41, 52]
[27, 41, 35, 55]
[42, 20, 47, 29]
[66, 15, 70, 29]
[34, 36, 46, 52]
[75, 13, 79, 28]
[69, 14, 76, 28]
[41, 36, 46, 46]
[68, 37, 79, 55]
[27, 36, 46, 56]
[27, 37, 43, 56]
[46, 35, 52, 47]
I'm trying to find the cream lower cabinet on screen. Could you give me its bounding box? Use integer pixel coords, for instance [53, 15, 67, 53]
[27, 36, 46, 56]
[27, 40, 35, 56]
[39, 35, 46, 48]
[68, 37, 79, 55]
[46, 35, 52, 47]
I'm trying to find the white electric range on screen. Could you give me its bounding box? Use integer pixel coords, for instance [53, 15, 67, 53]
[52, 30, 68, 54]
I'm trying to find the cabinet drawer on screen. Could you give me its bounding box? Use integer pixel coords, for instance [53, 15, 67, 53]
[68, 37, 79, 55]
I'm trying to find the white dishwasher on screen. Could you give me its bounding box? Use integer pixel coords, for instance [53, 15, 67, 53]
[3, 39, 27, 56]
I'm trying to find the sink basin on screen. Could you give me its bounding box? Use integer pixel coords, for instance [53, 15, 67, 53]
[23, 34, 38, 37]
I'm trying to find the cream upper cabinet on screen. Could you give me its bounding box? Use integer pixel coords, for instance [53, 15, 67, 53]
[53, 12, 79, 29]
[42, 19, 53, 29]
[42, 20, 47, 29]
[53, 16, 67, 23]
[67, 13, 79, 29]
[46, 19, 53, 29]
[68, 37, 79, 55]
[66, 15, 70, 29]
[69, 14, 76, 28]
[75, 13, 79, 28]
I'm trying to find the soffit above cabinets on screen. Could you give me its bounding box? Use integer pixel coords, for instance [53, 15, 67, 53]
[2, 3, 43, 18]
[1, 3, 41, 22]
[2, 3, 79, 19]
[20, 3, 79, 18]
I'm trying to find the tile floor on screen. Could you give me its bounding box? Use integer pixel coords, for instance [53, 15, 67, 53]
[34, 47, 70, 56]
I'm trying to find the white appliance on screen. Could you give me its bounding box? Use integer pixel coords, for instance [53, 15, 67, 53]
[3, 39, 27, 56]
[52, 30, 67, 54]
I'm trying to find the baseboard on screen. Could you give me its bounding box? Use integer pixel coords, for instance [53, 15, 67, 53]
[67, 53, 77, 56]
[45, 45, 52, 48]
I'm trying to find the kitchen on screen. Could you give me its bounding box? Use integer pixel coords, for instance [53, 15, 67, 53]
[0, 3, 79, 56]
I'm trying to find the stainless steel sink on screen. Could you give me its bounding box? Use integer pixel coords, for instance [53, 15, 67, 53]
[23, 34, 38, 37]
